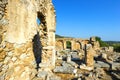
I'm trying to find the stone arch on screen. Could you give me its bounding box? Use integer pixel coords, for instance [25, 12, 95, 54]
[75, 41, 82, 50]
[56, 40, 64, 51]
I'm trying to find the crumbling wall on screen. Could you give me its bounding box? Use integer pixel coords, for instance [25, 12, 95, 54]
[37, 0, 56, 68]
[0, 0, 56, 80]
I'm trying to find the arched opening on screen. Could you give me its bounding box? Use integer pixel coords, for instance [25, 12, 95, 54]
[37, 12, 47, 37]
[37, 12, 46, 27]
[32, 12, 47, 70]
[66, 41, 71, 50]
[76, 41, 82, 50]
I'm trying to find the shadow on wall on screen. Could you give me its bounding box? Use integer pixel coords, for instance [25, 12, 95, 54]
[32, 32, 42, 70]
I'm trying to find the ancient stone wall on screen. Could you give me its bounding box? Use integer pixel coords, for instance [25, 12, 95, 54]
[90, 37, 100, 50]
[0, 0, 56, 80]
[55, 40, 64, 51]
[55, 38, 90, 51]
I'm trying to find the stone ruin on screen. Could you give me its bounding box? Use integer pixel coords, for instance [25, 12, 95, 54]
[0, 0, 57, 80]
[0, 0, 120, 80]
[55, 37, 120, 80]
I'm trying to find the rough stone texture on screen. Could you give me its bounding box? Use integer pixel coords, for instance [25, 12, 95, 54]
[54, 61, 77, 74]
[85, 44, 95, 68]
[95, 61, 110, 69]
[108, 46, 114, 52]
[0, 0, 56, 80]
[6, 0, 37, 44]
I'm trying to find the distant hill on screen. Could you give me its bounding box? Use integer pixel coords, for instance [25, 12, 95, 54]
[55, 34, 73, 38]
[104, 41, 120, 52]
[104, 41, 120, 45]
[55, 34, 64, 38]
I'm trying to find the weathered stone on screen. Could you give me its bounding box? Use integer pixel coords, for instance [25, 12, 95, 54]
[0, 0, 56, 80]
[0, 73, 5, 80]
[111, 72, 120, 79]
[67, 54, 71, 62]
[101, 53, 107, 59]
[54, 61, 76, 74]
[85, 44, 95, 68]
[37, 71, 48, 78]
[4, 56, 11, 63]
[108, 46, 114, 52]
[11, 57, 17, 62]
[67, 61, 78, 68]
[47, 74, 61, 80]
[53, 66, 75, 74]
[2, 65, 8, 71]
[20, 53, 28, 60]
[71, 52, 80, 61]
[78, 78, 82, 80]
[95, 61, 110, 69]
[7, 52, 13, 57]
[111, 62, 120, 70]
[0, 51, 6, 61]
[80, 64, 93, 71]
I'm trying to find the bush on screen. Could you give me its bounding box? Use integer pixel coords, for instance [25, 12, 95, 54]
[113, 44, 120, 52]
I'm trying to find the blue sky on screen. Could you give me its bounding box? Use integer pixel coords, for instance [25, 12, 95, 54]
[52, 0, 120, 41]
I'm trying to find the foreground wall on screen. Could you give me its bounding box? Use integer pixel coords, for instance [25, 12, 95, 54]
[0, 0, 56, 80]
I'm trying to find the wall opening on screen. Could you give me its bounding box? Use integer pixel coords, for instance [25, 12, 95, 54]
[66, 41, 71, 50]
[32, 32, 42, 70]
[37, 18, 41, 25]
[37, 12, 46, 26]
[37, 12, 47, 36]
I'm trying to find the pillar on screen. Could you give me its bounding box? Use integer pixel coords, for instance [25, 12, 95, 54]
[63, 41, 66, 50]
[85, 44, 95, 68]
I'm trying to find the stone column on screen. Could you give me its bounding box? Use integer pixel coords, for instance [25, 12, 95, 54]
[71, 41, 75, 50]
[63, 41, 66, 50]
[67, 54, 71, 62]
[85, 44, 95, 68]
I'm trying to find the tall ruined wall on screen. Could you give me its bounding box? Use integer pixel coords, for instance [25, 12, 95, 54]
[37, 0, 56, 68]
[0, 0, 56, 80]
[0, 0, 8, 44]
